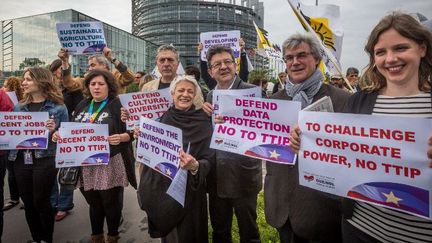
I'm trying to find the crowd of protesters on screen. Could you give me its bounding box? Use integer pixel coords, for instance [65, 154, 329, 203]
[0, 11, 431, 243]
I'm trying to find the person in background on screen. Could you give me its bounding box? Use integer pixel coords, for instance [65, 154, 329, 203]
[248, 69, 271, 98]
[138, 74, 154, 91]
[8, 67, 68, 243]
[2, 76, 23, 212]
[49, 49, 84, 222]
[137, 75, 214, 243]
[87, 47, 135, 94]
[345, 67, 360, 92]
[185, 65, 210, 99]
[330, 74, 350, 91]
[272, 71, 287, 94]
[2, 76, 23, 101]
[126, 71, 145, 93]
[0, 88, 14, 242]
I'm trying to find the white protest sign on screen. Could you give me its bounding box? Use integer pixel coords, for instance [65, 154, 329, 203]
[136, 117, 182, 180]
[298, 111, 432, 219]
[0, 112, 49, 150]
[200, 30, 241, 61]
[119, 88, 172, 130]
[56, 22, 106, 55]
[6, 92, 18, 106]
[211, 96, 300, 164]
[212, 86, 262, 124]
[56, 122, 109, 168]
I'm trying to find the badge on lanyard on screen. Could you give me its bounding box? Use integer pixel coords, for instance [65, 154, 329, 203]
[24, 150, 33, 165]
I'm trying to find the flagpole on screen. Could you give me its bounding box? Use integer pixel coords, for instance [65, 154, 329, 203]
[286, 0, 354, 92]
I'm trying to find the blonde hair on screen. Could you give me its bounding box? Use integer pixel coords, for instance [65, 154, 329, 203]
[169, 75, 202, 97]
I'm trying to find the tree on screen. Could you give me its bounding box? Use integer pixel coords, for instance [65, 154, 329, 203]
[18, 57, 46, 70]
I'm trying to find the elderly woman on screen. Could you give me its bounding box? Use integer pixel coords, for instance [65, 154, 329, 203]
[8, 67, 68, 243]
[137, 75, 214, 243]
[53, 69, 132, 243]
[291, 12, 432, 243]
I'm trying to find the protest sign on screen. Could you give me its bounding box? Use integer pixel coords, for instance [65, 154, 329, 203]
[298, 111, 432, 219]
[136, 117, 182, 180]
[6, 92, 18, 106]
[212, 86, 262, 124]
[56, 22, 106, 55]
[119, 88, 172, 130]
[55, 122, 109, 168]
[0, 112, 49, 150]
[200, 30, 240, 61]
[211, 96, 301, 164]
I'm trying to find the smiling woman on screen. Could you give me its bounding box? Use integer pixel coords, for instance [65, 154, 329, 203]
[341, 12, 432, 243]
[137, 75, 214, 243]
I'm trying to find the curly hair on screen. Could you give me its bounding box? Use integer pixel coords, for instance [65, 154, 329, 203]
[84, 70, 118, 99]
[364, 12, 432, 92]
[4, 76, 24, 101]
[22, 67, 64, 105]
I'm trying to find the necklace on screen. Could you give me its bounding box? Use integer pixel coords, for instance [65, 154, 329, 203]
[87, 98, 109, 123]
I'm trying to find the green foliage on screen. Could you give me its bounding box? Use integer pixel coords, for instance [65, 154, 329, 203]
[248, 69, 272, 85]
[208, 191, 279, 243]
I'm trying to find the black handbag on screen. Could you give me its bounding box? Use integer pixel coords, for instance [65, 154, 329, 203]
[58, 167, 80, 189]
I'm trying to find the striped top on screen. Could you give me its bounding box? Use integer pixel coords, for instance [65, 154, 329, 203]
[348, 92, 432, 243]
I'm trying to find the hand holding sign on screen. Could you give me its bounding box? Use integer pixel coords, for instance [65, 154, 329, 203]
[289, 125, 301, 154]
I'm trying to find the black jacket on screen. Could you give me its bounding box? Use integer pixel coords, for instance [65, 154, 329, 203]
[206, 76, 263, 198]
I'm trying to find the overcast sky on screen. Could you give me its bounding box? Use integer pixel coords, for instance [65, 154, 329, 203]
[1, 0, 431, 73]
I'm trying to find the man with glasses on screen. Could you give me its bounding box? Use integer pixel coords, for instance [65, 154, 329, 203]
[264, 33, 350, 243]
[202, 45, 262, 243]
[87, 46, 135, 94]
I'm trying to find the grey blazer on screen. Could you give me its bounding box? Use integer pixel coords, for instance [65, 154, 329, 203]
[264, 84, 350, 241]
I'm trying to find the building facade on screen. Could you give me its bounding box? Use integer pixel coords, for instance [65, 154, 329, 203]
[132, 0, 264, 66]
[1, 9, 158, 81]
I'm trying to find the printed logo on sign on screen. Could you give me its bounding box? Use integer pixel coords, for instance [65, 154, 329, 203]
[214, 139, 223, 145]
[222, 139, 238, 149]
[315, 175, 335, 189]
[0, 143, 9, 149]
[137, 153, 150, 164]
[304, 175, 314, 182]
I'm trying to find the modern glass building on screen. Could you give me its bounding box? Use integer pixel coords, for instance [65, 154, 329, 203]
[0, 9, 158, 81]
[132, 0, 264, 66]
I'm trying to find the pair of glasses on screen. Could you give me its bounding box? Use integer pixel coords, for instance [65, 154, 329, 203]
[210, 59, 235, 70]
[283, 52, 313, 63]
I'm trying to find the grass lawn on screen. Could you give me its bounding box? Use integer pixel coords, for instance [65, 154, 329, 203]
[208, 191, 280, 243]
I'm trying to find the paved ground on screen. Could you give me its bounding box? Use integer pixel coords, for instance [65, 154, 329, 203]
[3, 171, 160, 243]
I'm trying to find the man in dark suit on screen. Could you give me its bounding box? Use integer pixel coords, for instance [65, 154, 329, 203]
[264, 33, 350, 243]
[202, 45, 261, 243]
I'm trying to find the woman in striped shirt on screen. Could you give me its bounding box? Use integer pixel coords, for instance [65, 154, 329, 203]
[340, 12, 432, 243]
